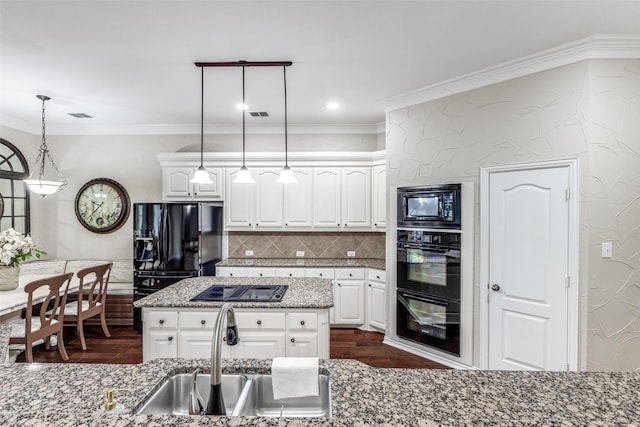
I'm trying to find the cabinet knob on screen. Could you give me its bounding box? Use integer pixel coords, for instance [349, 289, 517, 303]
[290, 338, 295, 343]
[257, 320, 262, 325]
[368, 284, 371, 287]
[337, 223, 340, 227]
[338, 283, 341, 286]
[289, 273, 292, 277]
[285, 223, 288, 226]
[201, 320, 206, 325]
[319, 273, 323, 277]
[300, 320, 305, 326]
[159, 319, 164, 325]
[167, 336, 173, 342]
[374, 223, 377, 226]
[349, 273, 353, 277]
[229, 273, 233, 277]
[376, 276, 380, 279]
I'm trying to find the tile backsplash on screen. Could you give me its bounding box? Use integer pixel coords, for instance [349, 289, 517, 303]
[228, 232, 385, 259]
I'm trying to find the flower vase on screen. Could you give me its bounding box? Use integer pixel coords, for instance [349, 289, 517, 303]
[0, 265, 20, 291]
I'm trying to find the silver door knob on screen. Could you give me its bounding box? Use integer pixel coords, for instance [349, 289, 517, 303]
[491, 284, 500, 291]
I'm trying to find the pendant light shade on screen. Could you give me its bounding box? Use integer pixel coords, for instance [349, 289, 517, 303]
[277, 66, 297, 184]
[24, 95, 67, 197]
[233, 66, 255, 184]
[191, 67, 213, 185]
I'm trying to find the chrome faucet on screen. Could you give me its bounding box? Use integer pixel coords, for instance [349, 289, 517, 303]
[189, 303, 239, 415]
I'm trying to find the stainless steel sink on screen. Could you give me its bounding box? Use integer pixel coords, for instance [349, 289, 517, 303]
[135, 373, 248, 415]
[135, 373, 331, 418]
[237, 374, 332, 417]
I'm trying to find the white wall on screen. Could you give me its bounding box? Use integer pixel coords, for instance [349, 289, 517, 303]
[0, 127, 379, 262]
[385, 58, 640, 371]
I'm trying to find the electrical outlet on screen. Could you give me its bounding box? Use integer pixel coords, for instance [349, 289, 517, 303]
[245, 250, 254, 257]
[601, 242, 612, 258]
[347, 251, 356, 257]
[296, 251, 305, 257]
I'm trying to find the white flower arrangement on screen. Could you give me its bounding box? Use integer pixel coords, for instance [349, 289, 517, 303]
[0, 228, 46, 267]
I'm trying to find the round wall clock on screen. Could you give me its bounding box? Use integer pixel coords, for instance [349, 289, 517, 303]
[75, 178, 131, 234]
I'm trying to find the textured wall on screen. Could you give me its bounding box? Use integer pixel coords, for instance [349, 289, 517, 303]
[228, 231, 385, 259]
[386, 59, 640, 371]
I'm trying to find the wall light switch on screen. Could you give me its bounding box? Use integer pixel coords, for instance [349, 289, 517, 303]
[601, 242, 612, 258]
[296, 251, 305, 257]
[245, 250, 254, 257]
[347, 251, 356, 257]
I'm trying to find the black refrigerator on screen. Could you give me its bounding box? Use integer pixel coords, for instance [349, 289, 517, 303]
[132, 202, 223, 332]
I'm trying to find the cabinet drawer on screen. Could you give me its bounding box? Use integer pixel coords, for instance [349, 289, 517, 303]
[286, 312, 318, 331]
[275, 268, 305, 278]
[236, 312, 286, 330]
[244, 268, 277, 278]
[180, 311, 218, 329]
[145, 310, 178, 329]
[369, 269, 386, 283]
[304, 268, 335, 279]
[216, 267, 245, 277]
[335, 268, 365, 280]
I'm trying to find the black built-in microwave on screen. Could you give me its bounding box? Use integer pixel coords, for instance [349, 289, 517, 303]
[397, 184, 461, 229]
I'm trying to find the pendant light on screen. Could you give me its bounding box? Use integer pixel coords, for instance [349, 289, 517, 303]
[233, 65, 255, 184]
[191, 67, 213, 184]
[277, 65, 296, 184]
[23, 95, 67, 197]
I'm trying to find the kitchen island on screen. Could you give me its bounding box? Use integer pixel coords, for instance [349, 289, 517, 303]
[134, 276, 334, 361]
[0, 356, 639, 425]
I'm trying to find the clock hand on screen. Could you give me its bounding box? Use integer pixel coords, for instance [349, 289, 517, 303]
[90, 202, 105, 216]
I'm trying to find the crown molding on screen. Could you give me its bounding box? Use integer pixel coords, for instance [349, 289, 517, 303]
[157, 150, 386, 166]
[384, 34, 640, 113]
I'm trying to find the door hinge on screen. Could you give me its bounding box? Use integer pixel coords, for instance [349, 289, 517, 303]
[565, 187, 571, 201]
[565, 276, 570, 289]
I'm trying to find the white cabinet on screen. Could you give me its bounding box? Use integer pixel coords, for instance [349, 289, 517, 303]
[163, 166, 224, 201]
[225, 168, 255, 229]
[342, 168, 371, 229]
[313, 168, 342, 228]
[333, 269, 366, 325]
[372, 164, 386, 229]
[367, 269, 386, 331]
[283, 168, 313, 229]
[142, 307, 329, 361]
[255, 168, 284, 229]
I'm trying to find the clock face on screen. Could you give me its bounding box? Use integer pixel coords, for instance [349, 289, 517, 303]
[74, 178, 130, 233]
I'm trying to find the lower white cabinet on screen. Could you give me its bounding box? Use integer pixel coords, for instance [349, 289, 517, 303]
[333, 269, 366, 325]
[367, 269, 386, 331]
[142, 307, 329, 361]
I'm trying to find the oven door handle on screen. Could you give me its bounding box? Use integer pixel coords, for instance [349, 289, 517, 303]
[399, 291, 450, 307]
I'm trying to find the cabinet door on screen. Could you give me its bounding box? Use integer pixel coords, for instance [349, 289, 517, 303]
[225, 168, 255, 228]
[372, 164, 386, 229]
[333, 279, 365, 325]
[193, 167, 224, 200]
[255, 168, 284, 229]
[231, 332, 285, 359]
[145, 330, 177, 361]
[367, 281, 386, 331]
[313, 168, 341, 228]
[283, 168, 313, 229]
[287, 332, 319, 357]
[342, 167, 371, 229]
[163, 167, 193, 199]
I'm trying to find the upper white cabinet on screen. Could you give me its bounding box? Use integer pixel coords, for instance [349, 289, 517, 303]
[225, 168, 255, 228]
[163, 166, 224, 201]
[372, 164, 386, 230]
[313, 168, 342, 228]
[255, 168, 284, 229]
[283, 168, 313, 229]
[342, 168, 371, 229]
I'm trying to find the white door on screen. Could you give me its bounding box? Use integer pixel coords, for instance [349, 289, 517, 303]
[488, 165, 570, 371]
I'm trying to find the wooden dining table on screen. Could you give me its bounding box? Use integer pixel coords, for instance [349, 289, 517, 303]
[0, 274, 80, 322]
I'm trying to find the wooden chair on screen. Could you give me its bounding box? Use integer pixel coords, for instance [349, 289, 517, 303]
[63, 263, 113, 350]
[9, 272, 74, 363]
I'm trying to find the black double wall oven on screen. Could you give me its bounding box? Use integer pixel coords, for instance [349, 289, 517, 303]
[396, 184, 462, 356]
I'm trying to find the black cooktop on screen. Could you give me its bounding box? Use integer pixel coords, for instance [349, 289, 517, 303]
[190, 284, 288, 302]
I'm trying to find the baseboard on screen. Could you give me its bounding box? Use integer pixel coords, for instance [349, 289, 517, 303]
[383, 336, 477, 370]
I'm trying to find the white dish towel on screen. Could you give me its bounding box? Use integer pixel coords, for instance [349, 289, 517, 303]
[271, 357, 319, 400]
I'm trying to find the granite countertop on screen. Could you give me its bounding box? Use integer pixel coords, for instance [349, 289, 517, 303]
[217, 257, 386, 270]
[0, 357, 639, 426]
[133, 276, 334, 309]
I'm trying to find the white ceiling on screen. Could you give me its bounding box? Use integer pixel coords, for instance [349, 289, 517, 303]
[1, 0, 639, 136]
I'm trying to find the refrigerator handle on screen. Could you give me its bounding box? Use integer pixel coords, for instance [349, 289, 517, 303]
[162, 208, 169, 268]
[158, 208, 165, 268]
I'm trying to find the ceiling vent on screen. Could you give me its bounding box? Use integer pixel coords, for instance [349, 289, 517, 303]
[249, 111, 269, 117]
[67, 113, 93, 118]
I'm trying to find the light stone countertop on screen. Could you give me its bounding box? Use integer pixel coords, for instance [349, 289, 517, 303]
[133, 276, 334, 309]
[0, 357, 639, 426]
[217, 257, 386, 270]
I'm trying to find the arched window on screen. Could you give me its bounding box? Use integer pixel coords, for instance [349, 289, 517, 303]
[0, 139, 30, 233]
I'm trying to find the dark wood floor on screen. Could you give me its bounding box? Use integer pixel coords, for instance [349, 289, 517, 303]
[15, 325, 448, 369]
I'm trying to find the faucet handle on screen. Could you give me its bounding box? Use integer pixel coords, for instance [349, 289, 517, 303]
[226, 325, 239, 346]
[104, 388, 129, 411]
[189, 368, 205, 415]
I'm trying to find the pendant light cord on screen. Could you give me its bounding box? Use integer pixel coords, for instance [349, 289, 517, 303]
[283, 66, 289, 168]
[200, 67, 205, 168]
[242, 66, 246, 168]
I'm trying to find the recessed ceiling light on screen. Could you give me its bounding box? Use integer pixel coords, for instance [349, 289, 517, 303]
[326, 102, 340, 110]
[236, 103, 249, 110]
